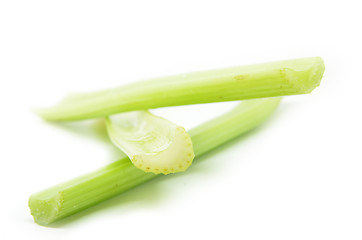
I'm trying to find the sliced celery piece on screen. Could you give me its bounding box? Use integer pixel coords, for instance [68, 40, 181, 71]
[29, 98, 281, 225]
[36, 57, 323, 121]
[105, 111, 194, 174]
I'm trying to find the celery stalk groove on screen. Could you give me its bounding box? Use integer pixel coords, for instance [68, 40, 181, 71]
[29, 98, 281, 225]
[36, 57, 323, 121]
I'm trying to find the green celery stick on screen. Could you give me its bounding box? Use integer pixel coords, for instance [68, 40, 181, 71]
[36, 57, 323, 121]
[29, 98, 281, 225]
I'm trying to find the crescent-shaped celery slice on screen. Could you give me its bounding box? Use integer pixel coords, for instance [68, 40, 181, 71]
[105, 111, 194, 174]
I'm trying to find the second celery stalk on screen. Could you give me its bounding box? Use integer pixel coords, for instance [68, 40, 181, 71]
[29, 98, 281, 225]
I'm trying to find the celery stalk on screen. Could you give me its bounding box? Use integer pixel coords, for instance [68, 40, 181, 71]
[36, 57, 323, 121]
[29, 98, 281, 225]
[105, 111, 195, 174]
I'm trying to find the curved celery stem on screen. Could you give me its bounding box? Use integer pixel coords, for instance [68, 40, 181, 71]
[29, 98, 281, 225]
[105, 111, 195, 174]
[36, 57, 323, 121]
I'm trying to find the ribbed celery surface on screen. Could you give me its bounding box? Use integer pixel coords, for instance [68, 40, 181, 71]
[36, 57, 323, 121]
[29, 98, 281, 225]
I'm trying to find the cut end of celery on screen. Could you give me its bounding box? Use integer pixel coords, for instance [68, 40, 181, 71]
[131, 126, 195, 175]
[308, 57, 325, 92]
[28, 192, 63, 226]
[106, 111, 195, 175]
[283, 56, 325, 94]
[299, 56, 325, 93]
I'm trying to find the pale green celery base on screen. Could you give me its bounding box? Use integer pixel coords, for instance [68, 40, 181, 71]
[36, 57, 323, 121]
[29, 98, 281, 225]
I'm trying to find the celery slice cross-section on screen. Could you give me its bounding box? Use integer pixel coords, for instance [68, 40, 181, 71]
[105, 111, 194, 174]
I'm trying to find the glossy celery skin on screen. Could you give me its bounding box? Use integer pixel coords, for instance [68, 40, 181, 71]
[29, 98, 281, 225]
[37, 57, 323, 121]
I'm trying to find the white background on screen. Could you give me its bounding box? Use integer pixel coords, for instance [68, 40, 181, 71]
[0, 0, 361, 239]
